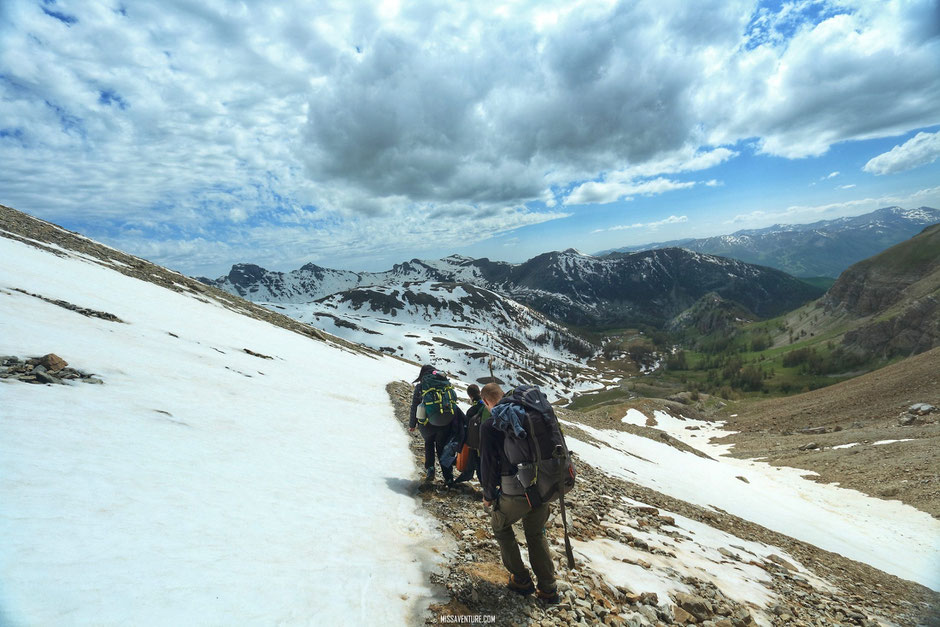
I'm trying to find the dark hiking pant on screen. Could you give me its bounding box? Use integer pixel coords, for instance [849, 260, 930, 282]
[418, 423, 454, 482]
[491, 494, 555, 593]
[454, 448, 480, 484]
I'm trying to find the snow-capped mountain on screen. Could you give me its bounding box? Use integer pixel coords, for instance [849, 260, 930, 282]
[598, 206, 940, 278]
[207, 254, 485, 304]
[206, 248, 821, 329]
[203, 248, 820, 396]
[271, 280, 603, 399]
[484, 247, 820, 326]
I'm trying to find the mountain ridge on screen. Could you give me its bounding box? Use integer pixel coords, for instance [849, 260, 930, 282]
[595, 206, 940, 278]
[205, 247, 822, 330]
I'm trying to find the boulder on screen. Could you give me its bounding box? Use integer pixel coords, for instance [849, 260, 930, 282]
[39, 353, 68, 372]
[638, 592, 658, 606]
[672, 606, 695, 624]
[673, 592, 714, 622]
[898, 414, 919, 426]
[35, 371, 57, 384]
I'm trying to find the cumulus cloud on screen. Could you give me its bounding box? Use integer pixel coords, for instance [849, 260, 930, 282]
[699, 2, 940, 158]
[864, 131, 940, 175]
[1, 0, 938, 273]
[568, 178, 696, 205]
[565, 147, 736, 204]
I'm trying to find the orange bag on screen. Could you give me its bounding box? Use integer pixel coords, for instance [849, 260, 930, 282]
[455, 444, 471, 473]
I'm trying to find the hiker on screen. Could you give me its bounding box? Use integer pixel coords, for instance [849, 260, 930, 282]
[479, 382, 560, 604]
[409, 364, 462, 485]
[453, 384, 485, 485]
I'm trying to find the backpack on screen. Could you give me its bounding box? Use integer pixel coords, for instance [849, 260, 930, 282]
[419, 371, 458, 427]
[465, 400, 485, 450]
[497, 385, 576, 507]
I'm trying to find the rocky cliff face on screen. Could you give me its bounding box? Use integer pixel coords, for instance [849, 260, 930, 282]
[825, 224, 940, 358]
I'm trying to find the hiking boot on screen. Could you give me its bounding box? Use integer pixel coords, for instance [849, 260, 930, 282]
[536, 587, 559, 604]
[506, 574, 535, 595]
[424, 467, 435, 482]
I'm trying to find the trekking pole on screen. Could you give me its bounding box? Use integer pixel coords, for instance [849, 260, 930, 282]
[553, 445, 576, 569]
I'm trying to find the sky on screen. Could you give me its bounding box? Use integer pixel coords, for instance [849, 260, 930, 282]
[1, 0, 939, 276]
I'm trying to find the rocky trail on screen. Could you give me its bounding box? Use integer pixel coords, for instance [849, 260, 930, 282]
[388, 382, 939, 626]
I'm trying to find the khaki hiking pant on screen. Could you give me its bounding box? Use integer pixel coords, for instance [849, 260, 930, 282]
[491, 494, 556, 592]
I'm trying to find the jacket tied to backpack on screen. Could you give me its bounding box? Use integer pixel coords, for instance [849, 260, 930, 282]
[494, 385, 576, 507]
[490, 403, 528, 440]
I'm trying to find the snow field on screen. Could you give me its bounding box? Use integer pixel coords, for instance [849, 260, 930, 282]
[0, 236, 445, 625]
[565, 410, 940, 590]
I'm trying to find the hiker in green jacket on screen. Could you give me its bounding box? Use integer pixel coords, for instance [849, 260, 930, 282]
[408, 364, 459, 485]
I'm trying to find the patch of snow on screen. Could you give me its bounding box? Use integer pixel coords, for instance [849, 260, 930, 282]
[564, 413, 940, 590]
[574, 495, 837, 625]
[0, 235, 446, 624]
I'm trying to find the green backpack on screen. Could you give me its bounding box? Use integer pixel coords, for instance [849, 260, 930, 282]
[419, 371, 458, 426]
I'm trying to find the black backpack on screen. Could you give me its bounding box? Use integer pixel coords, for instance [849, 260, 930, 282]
[419, 371, 458, 426]
[497, 385, 576, 506]
[465, 400, 485, 450]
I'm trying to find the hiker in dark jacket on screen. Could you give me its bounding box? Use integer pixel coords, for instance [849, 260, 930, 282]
[453, 384, 485, 485]
[479, 382, 558, 603]
[409, 364, 458, 485]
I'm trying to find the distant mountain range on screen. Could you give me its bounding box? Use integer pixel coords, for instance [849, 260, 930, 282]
[203, 247, 821, 330]
[596, 206, 940, 278]
[201, 248, 823, 394]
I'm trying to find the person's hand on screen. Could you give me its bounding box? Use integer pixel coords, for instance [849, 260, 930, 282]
[483, 499, 493, 508]
[408, 427, 415, 433]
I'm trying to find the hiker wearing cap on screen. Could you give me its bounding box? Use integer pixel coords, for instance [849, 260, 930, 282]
[409, 365, 460, 485]
[479, 382, 559, 604]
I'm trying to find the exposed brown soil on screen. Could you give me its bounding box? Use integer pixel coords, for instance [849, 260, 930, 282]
[717, 347, 940, 518]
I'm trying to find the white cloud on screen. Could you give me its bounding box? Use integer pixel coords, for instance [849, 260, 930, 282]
[594, 215, 688, 233]
[839, 184, 856, 189]
[824, 171, 840, 179]
[567, 178, 695, 205]
[1, 1, 938, 273]
[864, 131, 940, 175]
[699, 3, 940, 158]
